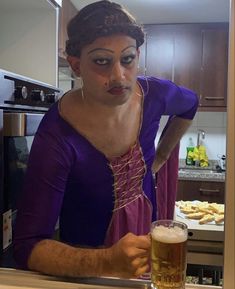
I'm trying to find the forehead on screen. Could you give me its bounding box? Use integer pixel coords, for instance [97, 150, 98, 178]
[82, 34, 137, 55]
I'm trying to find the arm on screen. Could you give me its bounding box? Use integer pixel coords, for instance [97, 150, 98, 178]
[28, 233, 150, 278]
[14, 112, 150, 278]
[152, 116, 192, 173]
[151, 82, 199, 173]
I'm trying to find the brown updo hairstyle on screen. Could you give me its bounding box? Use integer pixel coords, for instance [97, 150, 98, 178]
[65, 0, 145, 57]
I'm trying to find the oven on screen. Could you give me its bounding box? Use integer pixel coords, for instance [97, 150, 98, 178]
[0, 69, 63, 267]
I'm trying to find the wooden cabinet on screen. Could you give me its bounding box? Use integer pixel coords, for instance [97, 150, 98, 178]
[145, 25, 174, 80]
[199, 24, 228, 109]
[138, 38, 146, 76]
[58, 0, 77, 60]
[177, 180, 225, 204]
[173, 25, 202, 96]
[144, 23, 229, 111]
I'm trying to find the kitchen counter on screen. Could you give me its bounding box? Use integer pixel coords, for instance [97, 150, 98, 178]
[178, 160, 225, 182]
[0, 268, 222, 289]
[178, 169, 225, 182]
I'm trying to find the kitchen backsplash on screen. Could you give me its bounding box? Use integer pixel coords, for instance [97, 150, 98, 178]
[155, 111, 227, 161]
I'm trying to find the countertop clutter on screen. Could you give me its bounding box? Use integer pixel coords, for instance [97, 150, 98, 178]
[178, 160, 226, 182]
[0, 268, 222, 289]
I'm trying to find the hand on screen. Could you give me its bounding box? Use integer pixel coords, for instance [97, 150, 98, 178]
[152, 158, 165, 174]
[107, 232, 151, 279]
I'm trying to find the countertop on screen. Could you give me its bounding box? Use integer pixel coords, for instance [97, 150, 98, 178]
[178, 169, 225, 182]
[178, 160, 225, 182]
[0, 268, 222, 289]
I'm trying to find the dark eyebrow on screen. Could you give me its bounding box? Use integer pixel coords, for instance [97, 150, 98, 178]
[88, 45, 137, 55]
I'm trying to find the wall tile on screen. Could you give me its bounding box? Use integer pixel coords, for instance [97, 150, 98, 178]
[156, 112, 227, 161]
[197, 111, 224, 128]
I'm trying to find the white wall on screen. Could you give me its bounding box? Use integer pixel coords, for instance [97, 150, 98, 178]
[156, 111, 227, 162]
[0, 0, 58, 86]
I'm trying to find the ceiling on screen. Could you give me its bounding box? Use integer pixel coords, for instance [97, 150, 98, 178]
[70, 0, 230, 24]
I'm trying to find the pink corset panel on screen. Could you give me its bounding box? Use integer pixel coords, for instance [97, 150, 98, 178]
[104, 142, 152, 246]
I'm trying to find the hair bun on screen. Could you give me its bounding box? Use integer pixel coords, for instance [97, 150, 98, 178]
[66, 0, 144, 57]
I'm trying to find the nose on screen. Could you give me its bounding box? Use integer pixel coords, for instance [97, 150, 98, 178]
[110, 62, 125, 83]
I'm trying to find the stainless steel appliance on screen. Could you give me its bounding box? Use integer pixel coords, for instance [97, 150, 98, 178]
[0, 69, 63, 267]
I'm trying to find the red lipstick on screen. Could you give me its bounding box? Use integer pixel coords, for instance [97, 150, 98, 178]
[108, 86, 128, 95]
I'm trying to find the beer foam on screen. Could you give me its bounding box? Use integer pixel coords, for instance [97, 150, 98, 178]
[151, 225, 187, 243]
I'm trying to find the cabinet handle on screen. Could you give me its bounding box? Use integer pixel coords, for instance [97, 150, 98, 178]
[199, 188, 220, 196]
[204, 97, 225, 100]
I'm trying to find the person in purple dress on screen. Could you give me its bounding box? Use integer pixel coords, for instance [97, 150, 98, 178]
[13, 0, 198, 279]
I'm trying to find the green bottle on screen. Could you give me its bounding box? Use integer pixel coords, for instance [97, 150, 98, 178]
[186, 137, 195, 166]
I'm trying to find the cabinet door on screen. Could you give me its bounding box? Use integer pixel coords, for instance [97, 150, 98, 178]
[144, 23, 228, 111]
[199, 24, 229, 108]
[138, 39, 146, 76]
[177, 180, 225, 204]
[59, 0, 77, 59]
[174, 25, 202, 96]
[145, 25, 174, 81]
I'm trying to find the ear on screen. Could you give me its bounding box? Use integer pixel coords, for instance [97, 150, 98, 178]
[67, 56, 81, 77]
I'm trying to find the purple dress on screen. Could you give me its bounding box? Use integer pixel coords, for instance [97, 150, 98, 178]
[13, 76, 198, 269]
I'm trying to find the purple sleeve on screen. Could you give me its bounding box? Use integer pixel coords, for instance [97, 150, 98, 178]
[13, 125, 73, 269]
[163, 80, 199, 119]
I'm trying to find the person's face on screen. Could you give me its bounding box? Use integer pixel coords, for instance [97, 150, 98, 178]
[69, 34, 140, 107]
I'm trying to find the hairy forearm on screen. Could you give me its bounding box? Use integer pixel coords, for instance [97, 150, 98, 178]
[27, 233, 151, 278]
[153, 117, 192, 172]
[28, 239, 112, 277]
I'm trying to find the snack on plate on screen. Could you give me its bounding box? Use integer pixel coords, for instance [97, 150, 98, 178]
[175, 200, 224, 225]
[214, 214, 224, 224]
[180, 207, 198, 214]
[208, 203, 224, 214]
[199, 214, 215, 224]
[187, 212, 206, 219]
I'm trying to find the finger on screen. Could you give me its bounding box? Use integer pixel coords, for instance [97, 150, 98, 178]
[134, 263, 150, 278]
[128, 247, 150, 259]
[131, 256, 149, 269]
[135, 235, 151, 249]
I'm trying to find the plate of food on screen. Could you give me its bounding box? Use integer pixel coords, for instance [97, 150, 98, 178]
[175, 200, 224, 225]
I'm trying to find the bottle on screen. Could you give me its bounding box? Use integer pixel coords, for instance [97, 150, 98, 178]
[186, 137, 195, 166]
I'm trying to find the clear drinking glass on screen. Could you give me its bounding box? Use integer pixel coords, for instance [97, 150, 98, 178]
[150, 220, 188, 289]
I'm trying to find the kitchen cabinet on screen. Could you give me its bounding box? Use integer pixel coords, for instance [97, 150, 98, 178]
[177, 180, 225, 204]
[145, 25, 174, 80]
[138, 39, 146, 76]
[144, 23, 229, 111]
[58, 0, 77, 61]
[199, 24, 228, 109]
[173, 25, 202, 96]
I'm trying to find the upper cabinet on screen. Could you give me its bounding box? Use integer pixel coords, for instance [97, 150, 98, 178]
[0, 0, 59, 86]
[199, 24, 229, 108]
[58, 0, 78, 61]
[173, 25, 202, 97]
[145, 25, 174, 81]
[144, 23, 229, 111]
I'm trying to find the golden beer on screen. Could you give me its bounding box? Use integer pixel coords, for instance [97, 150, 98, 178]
[151, 220, 187, 289]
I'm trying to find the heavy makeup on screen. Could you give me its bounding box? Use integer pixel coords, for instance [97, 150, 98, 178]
[72, 34, 140, 107]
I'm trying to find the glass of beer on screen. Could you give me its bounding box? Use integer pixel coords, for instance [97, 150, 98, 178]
[150, 220, 188, 289]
